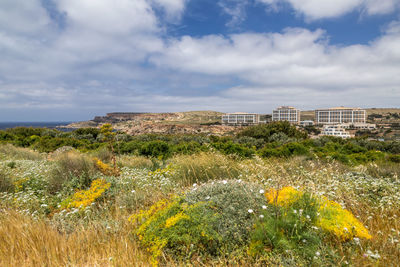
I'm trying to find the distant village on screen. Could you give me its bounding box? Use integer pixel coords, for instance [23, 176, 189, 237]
[222, 106, 377, 139]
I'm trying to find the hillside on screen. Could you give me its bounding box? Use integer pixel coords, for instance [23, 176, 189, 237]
[64, 111, 239, 135]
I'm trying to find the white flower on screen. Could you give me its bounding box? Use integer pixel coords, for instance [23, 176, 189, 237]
[259, 189, 265, 194]
[259, 215, 264, 219]
[193, 183, 197, 187]
[315, 251, 320, 256]
[262, 205, 267, 209]
[131, 189, 136, 193]
[293, 210, 297, 214]
[306, 215, 310, 219]
[222, 180, 227, 184]
[302, 239, 306, 243]
[248, 209, 254, 213]
[205, 196, 210, 200]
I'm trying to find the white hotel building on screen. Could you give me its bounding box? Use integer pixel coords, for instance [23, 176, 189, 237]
[315, 107, 366, 125]
[272, 106, 300, 124]
[221, 113, 260, 125]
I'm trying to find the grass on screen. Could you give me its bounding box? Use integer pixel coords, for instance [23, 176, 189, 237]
[0, 210, 151, 267]
[0, 144, 399, 266]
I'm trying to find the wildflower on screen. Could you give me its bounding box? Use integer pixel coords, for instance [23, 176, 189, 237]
[248, 209, 254, 213]
[262, 205, 267, 210]
[259, 215, 264, 219]
[222, 180, 227, 185]
[315, 251, 320, 256]
[259, 189, 265, 194]
[131, 189, 136, 193]
[205, 196, 210, 200]
[193, 183, 197, 187]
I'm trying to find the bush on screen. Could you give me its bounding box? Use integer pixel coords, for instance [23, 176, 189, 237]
[238, 121, 308, 142]
[139, 141, 172, 159]
[173, 141, 206, 155]
[131, 180, 267, 265]
[249, 192, 323, 262]
[48, 151, 95, 193]
[388, 154, 400, 163]
[211, 141, 255, 158]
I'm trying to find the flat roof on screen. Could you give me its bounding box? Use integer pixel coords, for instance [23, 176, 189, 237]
[224, 112, 258, 115]
[316, 107, 364, 110]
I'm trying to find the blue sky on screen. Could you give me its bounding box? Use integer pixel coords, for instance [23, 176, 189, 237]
[0, 0, 399, 121]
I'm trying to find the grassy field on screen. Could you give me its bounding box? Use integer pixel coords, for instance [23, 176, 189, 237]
[0, 144, 399, 266]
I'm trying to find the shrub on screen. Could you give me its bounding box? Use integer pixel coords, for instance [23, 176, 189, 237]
[265, 187, 371, 241]
[249, 192, 323, 262]
[131, 180, 267, 265]
[211, 141, 255, 158]
[139, 141, 172, 159]
[173, 141, 206, 155]
[388, 154, 400, 163]
[238, 121, 308, 142]
[90, 145, 113, 162]
[48, 151, 95, 193]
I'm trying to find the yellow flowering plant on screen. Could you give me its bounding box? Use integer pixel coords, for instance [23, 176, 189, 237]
[61, 178, 111, 210]
[264, 186, 371, 241]
[130, 196, 221, 266]
[94, 157, 119, 176]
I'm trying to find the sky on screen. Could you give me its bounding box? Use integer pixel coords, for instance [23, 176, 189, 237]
[0, 0, 399, 121]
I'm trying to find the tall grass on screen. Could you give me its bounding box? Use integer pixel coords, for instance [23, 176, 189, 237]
[0, 210, 151, 267]
[170, 152, 243, 185]
[0, 144, 44, 160]
[48, 151, 95, 193]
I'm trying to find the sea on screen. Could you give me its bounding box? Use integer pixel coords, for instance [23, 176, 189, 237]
[0, 122, 74, 132]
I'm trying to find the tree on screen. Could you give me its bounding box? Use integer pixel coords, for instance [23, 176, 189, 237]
[100, 124, 117, 173]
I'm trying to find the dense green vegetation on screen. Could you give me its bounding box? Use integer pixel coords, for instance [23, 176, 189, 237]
[1, 122, 399, 166]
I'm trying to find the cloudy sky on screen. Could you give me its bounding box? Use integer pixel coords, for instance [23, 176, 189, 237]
[1, 0, 399, 121]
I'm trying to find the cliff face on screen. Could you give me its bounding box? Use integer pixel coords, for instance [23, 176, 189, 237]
[64, 111, 240, 136]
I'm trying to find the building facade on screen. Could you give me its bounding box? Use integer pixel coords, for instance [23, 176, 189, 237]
[272, 106, 300, 124]
[321, 125, 352, 139]
[221, 113, 260, 125]
[315, 107, 366, 125]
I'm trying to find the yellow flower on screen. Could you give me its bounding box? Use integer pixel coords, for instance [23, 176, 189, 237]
[64, 178, 111, 209]
[265, 186, 371, 240]
[265, 186, 302, 206]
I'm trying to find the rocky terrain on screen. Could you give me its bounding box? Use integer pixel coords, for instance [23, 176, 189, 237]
[63, 111, 240, 135]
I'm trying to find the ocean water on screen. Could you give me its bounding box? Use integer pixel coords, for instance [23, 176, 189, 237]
[0, 122, 73, 131]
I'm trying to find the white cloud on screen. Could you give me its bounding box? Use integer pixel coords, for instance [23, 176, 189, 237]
[0, 0, 399, 120]
[218, 0, 249, 27]
[0, 0, 52, 35]
[151, 0, 187, 21]
[257, 0, 400, 20]
[153, 23, 400, 106]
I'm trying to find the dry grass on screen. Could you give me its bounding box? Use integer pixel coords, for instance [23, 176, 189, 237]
[0, 210, 151, 267]
[0, 144, 44, 161]
[117, 155, 154, 169]
[169, 152, 243, 185]
[352, 207, 400, 266]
